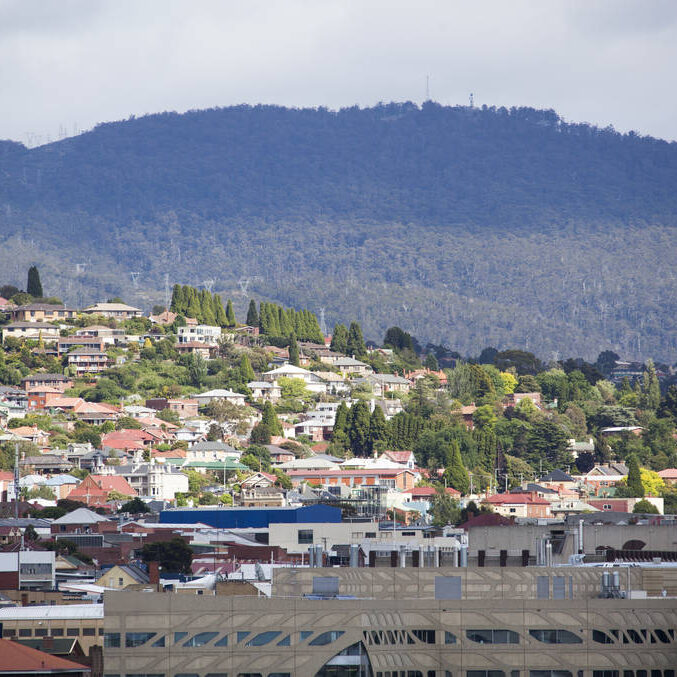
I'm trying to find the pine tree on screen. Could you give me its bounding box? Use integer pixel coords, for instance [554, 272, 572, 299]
[225, 299, 236, 327]
[187, 290, 201, 321]
[346, 321, 366, 358]
[261, 401, 283, 436]
[333, 401, 349, 435]
[246, 300, 259, 327]
[27, 266, 43, 298]
[641, 359, 661, 411]
[330, 324, 349, 353]
[200, 290, 216, 325]
[368, 405, 388, 453]
[626, 455, 645, 497]
[170, 284, 182, 313]
[347, 401, 371, 457]
[288, 331, 300, 366]
[239, 354, 255, 382]
[444, 440, 470, 494]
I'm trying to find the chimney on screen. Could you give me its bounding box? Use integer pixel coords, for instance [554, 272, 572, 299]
[148, 561, 160, 585]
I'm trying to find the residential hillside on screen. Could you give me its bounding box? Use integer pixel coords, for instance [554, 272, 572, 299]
[1, 102, 676, 359]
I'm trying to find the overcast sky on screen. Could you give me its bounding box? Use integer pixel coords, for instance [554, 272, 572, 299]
[2, 0, 676, 146]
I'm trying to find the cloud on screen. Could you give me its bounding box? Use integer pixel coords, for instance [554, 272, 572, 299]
[0, 0, 675, 144]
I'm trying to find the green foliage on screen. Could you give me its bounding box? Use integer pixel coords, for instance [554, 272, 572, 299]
[626, 455, 645, 497]
[250, 422, 272, 445]
[383, 327, 415, 352]
[330, 324, 348, 354]
[246, 299, 259, 327]
[140, 537, 193, 574]
[261, 401, 283, 436]
[288, 331, 300, 366]
[346, 322, 366, 359]
[429, 485, 461, 526]
[444, 440, 470, 494]
[258, 302, 323, 342]
[119, 497, 150, 513]
[27, 266, 43, 298]
[239, 354, 255, 382]
[632, 499, 659, 514]
[156, 407, 181, 424]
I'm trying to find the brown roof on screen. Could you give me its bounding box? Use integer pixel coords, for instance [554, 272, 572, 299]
[0, 638, 89, 674]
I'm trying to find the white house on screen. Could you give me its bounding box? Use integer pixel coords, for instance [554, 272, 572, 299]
[262, 364, 327, 394]
[178, 325, 222, 345]
[193, 389, 246, 407]
[247, 381, 282, 403]
[186, 440, 242, 463]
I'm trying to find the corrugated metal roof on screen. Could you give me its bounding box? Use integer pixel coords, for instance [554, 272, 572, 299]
[0, 603, 103, 620]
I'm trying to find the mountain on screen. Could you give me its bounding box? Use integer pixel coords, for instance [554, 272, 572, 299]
[1, 102, 676, 360]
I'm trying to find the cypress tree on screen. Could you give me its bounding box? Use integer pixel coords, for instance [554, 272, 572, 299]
[214, 294, 228, 327]
[200, 290, 216, 325]
[333, 401, 349, 435]
[331, 324, 349, 354]
[27, 266, 43, 298]
[642, 359, 661, 411]
[225, 299, 236, 327]
[261, 401, 283, 436]
[239, 354, 255, 382]
[246, 300, 259, 327]
[626, 455, 645, 497]
[348, 401, 371, 457]
[444, 440, 470, 495]
[288, 331, 300, 366]
[279, 307, 292, 337]
[187, 291, 201, 321]
[170, 284, 182, 312]
[346, 321, 366, 358]
[368, 405, 388, 453]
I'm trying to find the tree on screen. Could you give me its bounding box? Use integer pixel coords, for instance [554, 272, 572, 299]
[119, 497, 150, 514]
[188, 353, 207, 387]
[383, 326, 414, 352]
[250, 423, 272, 445]
[632, 499, 659, 514]
[206, 423, 222, 441]
[595, 350, 619, 377]
[444, 440, 470, 494]
[641, 359, 661, 411]
[261, 401, 283, 436]
[478, 347, 498, 365]
[24, 524, 39, 541]
[246, 300, 259, 327]
[346, 322, 366, 358]
[157, 408, 181, 424]
[525, 420, 571, 471]
[430, 485, 461, 526]
[423, 352, 439, 371]
[225, 299, 236, 327]
[239, 354, 255, 382]
[330, 324, 348, 354]
[368, 405, 388, 452]
[140, 537, 193, 574]
[27, 266, 43, 298]
[626, 455, 645, 497]
[288, 331, 300, 367]
[347, 400, 371, 456]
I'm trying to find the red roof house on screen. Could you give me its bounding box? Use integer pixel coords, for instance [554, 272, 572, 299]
[0, 638, 90, 676]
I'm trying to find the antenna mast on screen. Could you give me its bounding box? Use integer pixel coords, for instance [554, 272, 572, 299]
[425, 75, 430, 101]
[469, 92, 474, 108]
[164, 273, 170, 310]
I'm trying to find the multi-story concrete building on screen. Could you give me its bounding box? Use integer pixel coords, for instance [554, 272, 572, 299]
[103, 565, 677, 676]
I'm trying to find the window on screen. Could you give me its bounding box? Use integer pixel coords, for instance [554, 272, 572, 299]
[268, 674, 291, 677]
[530, 672, 573, 677]
[299, 631, 313, 641]
[537, 576, 549, 599]
[309, 631, 344, 646]
[19, 628, 32, 637]
[246, 631, 281, 647]
[215, 635, 229, 647]
[435, 576, 462, 600]
[529, 629, 581, 644]
[83, 627, 96, 636]
[402, 531, 416, 536]
[35, 628, 48, 637]
[277, 635, 290, 646]
[184, 631, 218, 647]
[366, 532, 376, 538]
[552, 576, 566, 600]
[237, 631, 250, 643]
[152, 636, 166, 647]
[411, 629, 436, 644]
[298, 529, 313, 544]
[2, 629, 15, 637]
[593, 672, 619, 677]
[104, 633, 121, 648]
[175, 674, 199, 677]
[312, 577, 339, 596]
[52, 628, 64, 637]
[467, 672, 505, 677]
[237, 674, 262, 677]
[445, 631, 457, 644]
[206, 674, 229, 677]
[466, 629, 519, 644]
[126, 632, 155, 648]
[174, 632, 188, 644]
[593, 630, 614, 644]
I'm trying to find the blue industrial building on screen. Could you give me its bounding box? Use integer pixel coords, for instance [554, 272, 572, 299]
[159, 504, 342, 529]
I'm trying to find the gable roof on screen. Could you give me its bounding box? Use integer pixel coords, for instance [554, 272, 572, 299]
[539, 469, 574, 482]
[0, 638, 88, 674]
[52, 507, 111, 524]
[486, 493, 550, 505]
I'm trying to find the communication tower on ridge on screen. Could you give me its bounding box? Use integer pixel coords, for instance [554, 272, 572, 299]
[469, 92, 474, 108]
[130, 272, 140, 288]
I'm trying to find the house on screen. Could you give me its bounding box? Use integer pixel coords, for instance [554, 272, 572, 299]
[567, 437, 595, 458]
[452, 404, 477, 429]
[51, 507, 116, 535]
[146, 397, 199, 419]
[20, 455, 72, 475]
[67, 347, 109, 376]
[314, 371, 350, 395]
[57, 336, 106, 356]
[405, 368, 448, 386]
[240, 471, 278, 488]
[484, 493, 552, 518]
[293, 418, 333, 441]
[193, 389, 246, 407]
[240, 485, 286, 507]
[0, 525, 21, 545]
[42, 474, 80, 500]
[361, 373, 411, 397]
[11, 424, 51, 448]
[262, 364, 327, 393]
[587, 497, 664, 514]
[74, 324, 126, 344]
[247, 381, 282, 403]
[373, 397, 404, 420]
[0, 550, 55, 590]
[10, 303, 77, 323]
[2, 322, 60, 342]
[101, 459, 189, 500]
[186, 440, 241, 463]
[286, 468, 420, 491]
[95, 564, 150, 589]
[149, 309, 177, 325]
[0, 638, 92, 677]
[69, 400, 120, 425]
[82, 302, 142, 319]
[580, 463, 629, 490]
[177, 324, 222, 344]
[600, 426, 644, 437]
[102, 429, 156, 452]
[27, 384, 64, 409]
[175, 340, 218, 359]
[504, 392, 542, 408]
[21, 373, 73, 392]
[658, 468, 677, 486]
[265, 445, 296, 464]
[67, 474, 137, 506]
[537, 469, 577, 493]
[333, 356, 373, 377]
[381, 450, 416, 469]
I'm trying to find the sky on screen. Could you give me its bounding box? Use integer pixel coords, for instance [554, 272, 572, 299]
[1, 0, 677, 146]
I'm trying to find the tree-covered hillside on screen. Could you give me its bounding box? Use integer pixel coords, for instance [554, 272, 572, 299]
[1, 102, 676, 359]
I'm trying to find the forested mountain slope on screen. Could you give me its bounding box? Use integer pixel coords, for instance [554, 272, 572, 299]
[0, 102, 676, 359]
